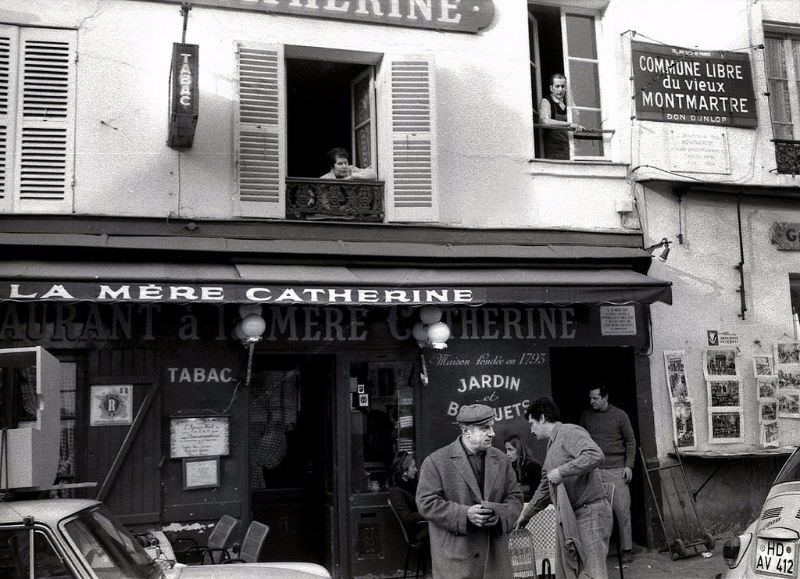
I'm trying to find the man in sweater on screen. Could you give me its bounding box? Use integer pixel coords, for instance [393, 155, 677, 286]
[580, 385, 638, 563]
[517, 397, 611, 579]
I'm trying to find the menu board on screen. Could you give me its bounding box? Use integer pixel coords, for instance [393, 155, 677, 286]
[170, 416, 230, 458]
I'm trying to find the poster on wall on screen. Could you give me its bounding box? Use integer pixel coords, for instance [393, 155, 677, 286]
[757, 376, 778, 399]
[709, 410, 743, 443]
[90, 385, 133, 426]
[707, 379, 741, 407]
[703, 349, 739, 378]
[761, 421, 780, 448]
[663, 350, 690, 401]
[672, 398, 695, 449]
[759, 399, 778, 423]
[753, 355, 774, 378]
[777, 365, 800, 390]
[778, 390, 800, 418]
[775, 342, 800, 365]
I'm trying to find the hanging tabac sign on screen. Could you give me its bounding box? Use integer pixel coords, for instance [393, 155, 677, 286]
[168, 43, 199, 149]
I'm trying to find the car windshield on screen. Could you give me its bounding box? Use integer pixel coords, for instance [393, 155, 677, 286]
[773, 449, 800, 485]
[63, 506, 161, 579]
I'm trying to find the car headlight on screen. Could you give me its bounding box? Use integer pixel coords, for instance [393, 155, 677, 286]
[723, 533, 752, 569]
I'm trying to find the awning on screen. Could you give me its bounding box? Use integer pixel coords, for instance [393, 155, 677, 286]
[0, 261, 671, 306]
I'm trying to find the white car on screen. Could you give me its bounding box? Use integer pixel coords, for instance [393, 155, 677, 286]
[720, 448, 800, 578]
[0, 499, 330, 579]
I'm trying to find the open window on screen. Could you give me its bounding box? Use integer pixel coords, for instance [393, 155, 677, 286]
[528, 4, 608, 160]
[764, 27, 800, 174]
[235, 43, 437, 222]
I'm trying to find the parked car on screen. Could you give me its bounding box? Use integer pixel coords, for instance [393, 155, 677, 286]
[719, 447, 800, 578]
[0, 498, 330, 578]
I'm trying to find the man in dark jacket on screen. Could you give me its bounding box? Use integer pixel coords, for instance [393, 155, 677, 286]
[416, 404, 522, 579]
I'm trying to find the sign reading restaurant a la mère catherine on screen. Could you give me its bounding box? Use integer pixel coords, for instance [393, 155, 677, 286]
[151, 0, 495, 33]
[632, 40, 757, 128]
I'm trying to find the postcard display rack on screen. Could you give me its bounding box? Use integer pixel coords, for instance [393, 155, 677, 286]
[702, 348, 743, 444]
[664, 351, 696, 449]
[664, 343, 800, 448]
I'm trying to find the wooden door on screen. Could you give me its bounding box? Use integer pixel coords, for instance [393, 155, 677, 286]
[86, 349, 161, 524]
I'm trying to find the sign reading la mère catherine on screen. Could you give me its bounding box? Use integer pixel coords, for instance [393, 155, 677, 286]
[632, 41, 757, 128]
[151, 0, 494, 33]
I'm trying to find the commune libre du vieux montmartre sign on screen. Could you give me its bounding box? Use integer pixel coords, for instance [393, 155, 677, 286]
[632, 40, 757, 128]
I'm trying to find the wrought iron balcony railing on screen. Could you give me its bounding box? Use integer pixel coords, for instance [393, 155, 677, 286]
[286, 177, 385, 222]
[773, 139, 800, 175]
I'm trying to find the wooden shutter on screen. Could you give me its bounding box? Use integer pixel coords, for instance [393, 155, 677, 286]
[235, 42, 285, 218]
[386, 54, 437, 223]
[0, 26, 19, 212]
[13, 27, 75, 212]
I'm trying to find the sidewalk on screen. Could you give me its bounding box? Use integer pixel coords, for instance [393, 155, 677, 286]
[607, 545, 728, 579]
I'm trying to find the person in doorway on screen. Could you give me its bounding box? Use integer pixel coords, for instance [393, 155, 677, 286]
[503, 434, 542, 501]
[319, 147, 376, 180]
[580, 385, 638, 563]
[539, 73, 585, 160]
[517, 397, 612, 579]
[389, 452, 428, 543]
[416, 404, 522, 579]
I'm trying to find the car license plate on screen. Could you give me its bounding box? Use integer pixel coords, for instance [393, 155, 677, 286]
[755, 539, 797, 577]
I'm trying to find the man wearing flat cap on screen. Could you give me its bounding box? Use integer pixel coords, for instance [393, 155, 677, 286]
[416, 404, 523, 579]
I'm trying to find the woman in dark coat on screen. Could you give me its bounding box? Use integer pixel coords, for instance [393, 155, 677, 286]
[504, 434, 542, 502]
[388, 451, 428, 543]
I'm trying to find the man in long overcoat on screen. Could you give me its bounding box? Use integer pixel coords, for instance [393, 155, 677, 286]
[416, 404, 523, 579]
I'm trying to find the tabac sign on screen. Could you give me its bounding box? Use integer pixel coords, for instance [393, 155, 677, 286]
[632, 41, 757, 128]
[149, 0, 495, 33]
[168, 43, 199, 149]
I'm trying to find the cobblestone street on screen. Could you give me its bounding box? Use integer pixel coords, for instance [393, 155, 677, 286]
[608, 545, 728, 579]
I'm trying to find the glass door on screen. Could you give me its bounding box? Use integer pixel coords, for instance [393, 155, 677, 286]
[343, 352, 419, 579]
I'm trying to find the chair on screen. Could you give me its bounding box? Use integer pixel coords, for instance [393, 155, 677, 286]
[388, 498, 427, 579]
[172, 514, 239, 565]
[224, 521, 270, 564]
[603, 482, 625, 579]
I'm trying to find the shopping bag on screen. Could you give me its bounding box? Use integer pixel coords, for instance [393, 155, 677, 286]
[508, 527, 536, 578]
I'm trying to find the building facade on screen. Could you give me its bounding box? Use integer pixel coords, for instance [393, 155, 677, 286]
[3, 0, 798, 575]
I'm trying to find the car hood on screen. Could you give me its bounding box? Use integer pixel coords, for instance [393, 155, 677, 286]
[169, 562, 331, 579]
[755, 486, 800, 539]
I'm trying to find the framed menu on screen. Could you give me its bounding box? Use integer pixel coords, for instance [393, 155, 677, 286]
[170, 416, 230, 458]
[183, 457, 220, 490]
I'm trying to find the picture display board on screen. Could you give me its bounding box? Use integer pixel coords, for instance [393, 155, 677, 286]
[170, 416, 230, 458]
[663, 350, 695, 449]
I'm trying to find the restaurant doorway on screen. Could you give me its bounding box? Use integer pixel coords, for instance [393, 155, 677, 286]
[248, 354, 335, 566]
[549, 346, 646, 547]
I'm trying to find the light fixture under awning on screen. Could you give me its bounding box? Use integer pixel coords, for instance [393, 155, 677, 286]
[0, 262, 671, 306]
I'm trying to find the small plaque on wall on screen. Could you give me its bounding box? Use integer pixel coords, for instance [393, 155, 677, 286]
[667, 127, 730, 174]
[90, 385, 133, 426]
[183, 457, 220, 490]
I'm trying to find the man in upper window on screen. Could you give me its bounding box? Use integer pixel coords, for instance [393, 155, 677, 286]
[539, 73, 584, 160]
[319, 147, 376, 180]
